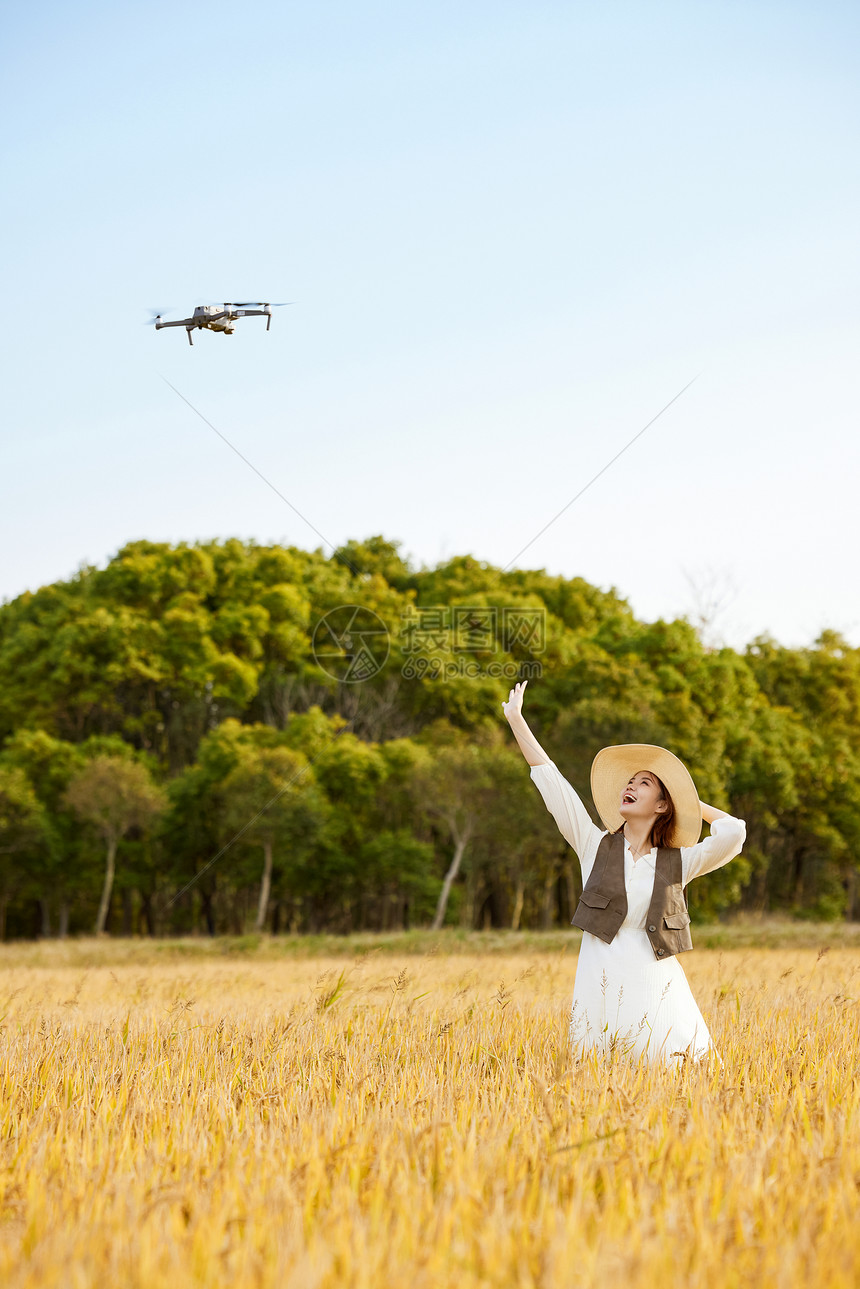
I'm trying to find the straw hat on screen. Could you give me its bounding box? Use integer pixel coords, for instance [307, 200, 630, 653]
[590, 744, 702, 848]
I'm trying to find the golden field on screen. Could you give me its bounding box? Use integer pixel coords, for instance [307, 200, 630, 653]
[0, 939, 858, 1288]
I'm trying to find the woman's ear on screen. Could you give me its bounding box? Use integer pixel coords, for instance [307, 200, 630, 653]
[655, 799, 667, 814]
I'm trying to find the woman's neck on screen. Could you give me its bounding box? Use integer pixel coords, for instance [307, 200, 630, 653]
[623, 823, 654, 856]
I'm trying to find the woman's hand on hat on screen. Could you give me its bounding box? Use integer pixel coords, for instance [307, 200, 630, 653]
[501, 680, 528, 723]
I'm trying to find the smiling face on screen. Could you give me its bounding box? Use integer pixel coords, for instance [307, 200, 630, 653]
[618, 770, 668, 824]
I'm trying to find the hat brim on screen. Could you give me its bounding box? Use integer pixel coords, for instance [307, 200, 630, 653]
[590, 744, 702, 848]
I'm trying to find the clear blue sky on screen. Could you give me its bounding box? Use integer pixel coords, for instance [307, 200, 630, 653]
[3, 0, 858, 648]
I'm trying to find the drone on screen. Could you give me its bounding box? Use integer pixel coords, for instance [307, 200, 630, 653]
[147, 302, 290, 345]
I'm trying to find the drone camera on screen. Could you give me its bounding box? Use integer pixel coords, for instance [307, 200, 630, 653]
[153, 299, 285, 341]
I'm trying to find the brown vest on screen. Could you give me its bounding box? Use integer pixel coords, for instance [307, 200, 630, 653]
[571, 830, 692, 961]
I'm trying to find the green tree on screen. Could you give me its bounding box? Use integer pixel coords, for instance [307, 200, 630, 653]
[408, 731, 503, 930]
[220, 745, 327, 932]
[65, 756, 165, 934]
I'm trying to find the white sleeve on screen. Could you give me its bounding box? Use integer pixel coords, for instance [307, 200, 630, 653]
[681, 815, 747, 883]
[529, 761, 604, 860]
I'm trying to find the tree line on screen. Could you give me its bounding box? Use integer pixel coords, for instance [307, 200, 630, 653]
[0, 535, 857, 938]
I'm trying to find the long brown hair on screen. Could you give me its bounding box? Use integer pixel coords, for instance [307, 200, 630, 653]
[650, 775, 676, 849]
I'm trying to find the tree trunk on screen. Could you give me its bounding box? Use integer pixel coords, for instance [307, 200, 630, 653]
[753, 849, 769, 913]
[140, 891, 156, 936]
[432, 828, 470, 930]
[540, 869, 556, 930]
[58, 900, 70, 939]
[255, 839, 273, 932]
[39, 898, 51, 938]
[462, 867, 476, 929]
[95, 836, 118, 935]
[289, 896, 302, 934]
[510, 880, 525, 931]
[198, 887, 216, 936]
[122, 889, 133, 936]
[791, 845, 806, 909]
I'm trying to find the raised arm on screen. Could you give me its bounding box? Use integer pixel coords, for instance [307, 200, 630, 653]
[501, 681, 551, 765]
[700, 800, 727, 825]
[502, 681, 602, 864]
[682, 799, 746, 882]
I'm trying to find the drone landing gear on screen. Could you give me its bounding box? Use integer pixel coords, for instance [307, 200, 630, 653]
[186, 328, 193, 346]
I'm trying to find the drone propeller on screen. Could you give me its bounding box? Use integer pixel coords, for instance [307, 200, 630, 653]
[230, 301, 292, 307]
[144, 307, 174, 325]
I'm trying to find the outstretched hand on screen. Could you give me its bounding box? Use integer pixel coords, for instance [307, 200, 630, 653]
[501, 680, 529, 723]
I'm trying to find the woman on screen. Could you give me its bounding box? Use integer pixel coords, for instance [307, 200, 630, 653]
[502, 680, 746, 1064]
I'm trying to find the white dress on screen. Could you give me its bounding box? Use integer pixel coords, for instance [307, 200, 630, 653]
[530, 760, 747, 1064]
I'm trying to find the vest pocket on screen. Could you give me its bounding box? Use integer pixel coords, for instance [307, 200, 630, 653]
[580, 890, 611, 909]
[663, 910, 690, 929]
